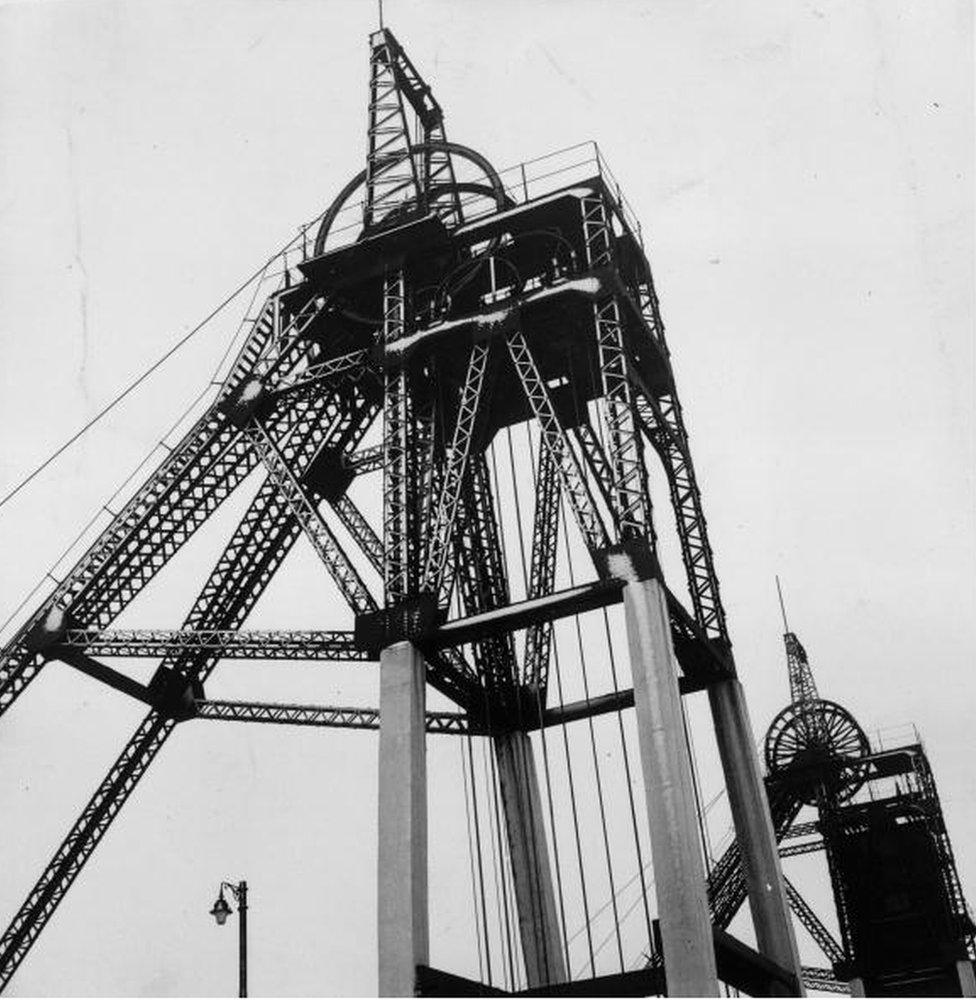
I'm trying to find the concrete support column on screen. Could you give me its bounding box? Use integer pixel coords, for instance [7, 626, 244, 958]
[621, 573, 719, 997]
[709, 678, 803, 990]
[494, 731, 567, 988]
[378, 641, 428, 997]
[848, 976, 866, 997]
[958, 958, 976, 997]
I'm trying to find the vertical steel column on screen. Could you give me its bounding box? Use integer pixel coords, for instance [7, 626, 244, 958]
[612, 553, 717, 997]
[377, 641, 428, 997]
[494, 732, 566, 988]
[709, 680, 803, 989]
[382, 270, 412, 604]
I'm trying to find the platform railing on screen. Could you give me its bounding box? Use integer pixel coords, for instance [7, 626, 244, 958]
[297, 140, 645, 262]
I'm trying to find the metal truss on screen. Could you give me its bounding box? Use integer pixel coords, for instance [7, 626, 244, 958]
[582, 193, 652, 542]
[330, 494, 384, 575]
[0, 393, 314, 720]
[784, 875, 844, 966]
[244, 422, 377, 616]
[780, 839, 826, 858]
[382, 270, 413, 602]
[270, 347, 374, 402]
[345, 443, 383, 474]
[0, 380, 359, 988]
[631, 377, 729, 644]
[1, 27, 818, 990]
[785, 631, 821, 707]
[708, 786, 803, 932]
[801, 967, 849, 994]
[196, 699, 469, 735]
[364, 30, 421, 229]
[0, 280, 338, 723]
[0, 370, 379, 988]
[60, 629, 369, 661]
[506, 329, 609, 554]
[422, 117, 463, 227]
[571, 421, 615, 514]
[423, 342, 492, 604]
[452, 456, 519, 695]
[248, 291, 332, 390]
[781, 821, 821, 840]
[522, 440, 561, 694]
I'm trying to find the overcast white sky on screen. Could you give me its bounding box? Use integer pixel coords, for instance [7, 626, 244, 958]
[0, 0, 972, 995]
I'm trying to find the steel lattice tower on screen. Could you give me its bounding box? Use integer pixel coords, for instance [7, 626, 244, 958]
[0, 27, 808, 996]
[705, 605, 976, 996]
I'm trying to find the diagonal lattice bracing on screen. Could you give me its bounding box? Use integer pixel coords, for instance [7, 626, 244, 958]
[244, 422, 377, 616]
[631, 378, 729, 645]
[784, 876, 844, 965]
[451, 455, 518, 695]
[330, 494, 385, 575]
[505, 329, 609, 555]
[0, 381, 378, 989]
[422, 341, 492, 604]
[0, 279, 337, 719]
[581, 193, 653, 543]
[707, 785, 804, 932]
[522, 440, 561, 694]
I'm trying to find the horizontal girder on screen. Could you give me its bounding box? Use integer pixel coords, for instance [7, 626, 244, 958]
[61, 629, 369, 661]
[195, 698, 469, 734]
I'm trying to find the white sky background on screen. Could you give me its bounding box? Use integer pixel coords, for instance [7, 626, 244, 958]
[0, 0, 972, 995]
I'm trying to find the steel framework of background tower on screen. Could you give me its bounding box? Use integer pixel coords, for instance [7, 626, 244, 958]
[0, 28, 807, 995]
[704, 606, 976, 996]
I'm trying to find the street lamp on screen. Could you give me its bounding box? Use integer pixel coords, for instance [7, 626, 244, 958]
[210, 880, 248, 997]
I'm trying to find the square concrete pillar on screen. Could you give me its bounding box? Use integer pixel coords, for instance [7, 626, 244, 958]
[620, 572, 719, 997]
[709, 678, 803, 990]
[958, 959, 976, 997]
[494, 730, 567, 987]
[378, 641, 428, 996]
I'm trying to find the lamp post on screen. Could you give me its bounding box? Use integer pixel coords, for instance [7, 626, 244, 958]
[209, 880, 248, 997]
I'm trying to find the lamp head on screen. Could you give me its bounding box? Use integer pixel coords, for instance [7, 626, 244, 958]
[209, 892, 232, 926]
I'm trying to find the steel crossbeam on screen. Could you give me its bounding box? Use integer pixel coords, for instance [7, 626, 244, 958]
[781, 820, 821, 840]
[779, 840, 826, 858]
[522, 441, 561, 694]
[245, 423, 377, 616]
[269, 347, 373, 401]
[423, 342, 492, 604]
[195, 698, 469, 734]
[505, 329, 609, 554]
[61, 629, 369, 661]
[344, 443, 383, 474]
[801, 967, 849, 994]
